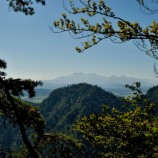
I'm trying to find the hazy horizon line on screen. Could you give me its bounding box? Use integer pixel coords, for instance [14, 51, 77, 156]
[41, 72, 158, 81]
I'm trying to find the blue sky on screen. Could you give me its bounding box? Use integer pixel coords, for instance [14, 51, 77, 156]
[0, 0, 157, 80]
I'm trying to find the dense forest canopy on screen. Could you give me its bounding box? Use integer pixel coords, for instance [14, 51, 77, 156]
[40, 83, 123, 133]
[1, 0, 158, 157]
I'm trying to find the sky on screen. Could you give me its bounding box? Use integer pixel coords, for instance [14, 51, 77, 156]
[0, 0, 157, 80]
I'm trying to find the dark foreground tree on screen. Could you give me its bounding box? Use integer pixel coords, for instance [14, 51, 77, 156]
[0, 59, 45, 158]
[74, 83, 158, 157]
[1, 1, 48, 156]
[53, 0, 158, 60]
[1, 2, 84, 157]
[0, 59, 84, 158]
[5, 0, 45, 15]
[36, 133, 82, 158]
[11, 132, 82, 158]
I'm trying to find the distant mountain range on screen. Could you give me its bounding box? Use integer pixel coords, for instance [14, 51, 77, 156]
[22, 73, 158, 102]
[41, 73, 158, 96]
[43, 72, 158, 88]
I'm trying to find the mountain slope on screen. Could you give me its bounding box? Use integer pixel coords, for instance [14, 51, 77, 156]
[146, 85, 158, 113]
[40, 83, 123, 133]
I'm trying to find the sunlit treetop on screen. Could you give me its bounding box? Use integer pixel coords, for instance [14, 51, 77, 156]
[53, 0, 158, 60]
[74, 82, 158, 157]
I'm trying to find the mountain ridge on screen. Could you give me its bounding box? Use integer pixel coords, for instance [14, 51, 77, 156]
[42, 72, 158, 90]
[40, 83, 123, 134]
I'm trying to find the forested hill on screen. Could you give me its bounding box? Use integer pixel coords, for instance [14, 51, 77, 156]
[146, 85, 158, 104]
[1, 84, 158, 152]
[40, 83, 123, 133]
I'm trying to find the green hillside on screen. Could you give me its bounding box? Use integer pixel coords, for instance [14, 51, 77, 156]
[40, 83, 123, 133]
[2, 83, 158, 155]
[146, 85, 158, 104]
[145, 85, 158, 113]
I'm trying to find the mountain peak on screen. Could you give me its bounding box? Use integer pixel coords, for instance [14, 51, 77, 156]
[40, 83, 122, 133]
[42, 73, 158, 89]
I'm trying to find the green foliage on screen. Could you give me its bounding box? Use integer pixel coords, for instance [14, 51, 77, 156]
[0, 59, 45, 136]
[145, 85, 158, 114]
[40, 83, 123, 134]
[2, 1, 158, 157]
[11, 132, 83, 158]
[14, 99, 45, 136]
[0, 60, 87, 158]
[0, 145, 12, 158]
[53, 0, 158, 59]
[0, 59, 44, 157]
[36, 133, 83, 158]
[146, 85, 158, 104]
[6, 0, 45, 15]
[74, 83, 158, 157]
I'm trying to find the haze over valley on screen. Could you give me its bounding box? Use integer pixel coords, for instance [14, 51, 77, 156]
[23, 72, 158, 103]
[43, 72, 158, 93]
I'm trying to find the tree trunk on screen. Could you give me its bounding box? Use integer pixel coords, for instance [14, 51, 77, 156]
[5, 88, 39, 158]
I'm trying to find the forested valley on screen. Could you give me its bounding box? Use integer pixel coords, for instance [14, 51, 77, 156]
[1, 83, 158, 157]
[1, 0, 158, 157]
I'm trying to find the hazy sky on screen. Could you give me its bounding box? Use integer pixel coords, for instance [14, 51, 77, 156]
[0, 0, 157, 80]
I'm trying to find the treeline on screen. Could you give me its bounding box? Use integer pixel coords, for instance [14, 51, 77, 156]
[1, 83, 158, 157]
